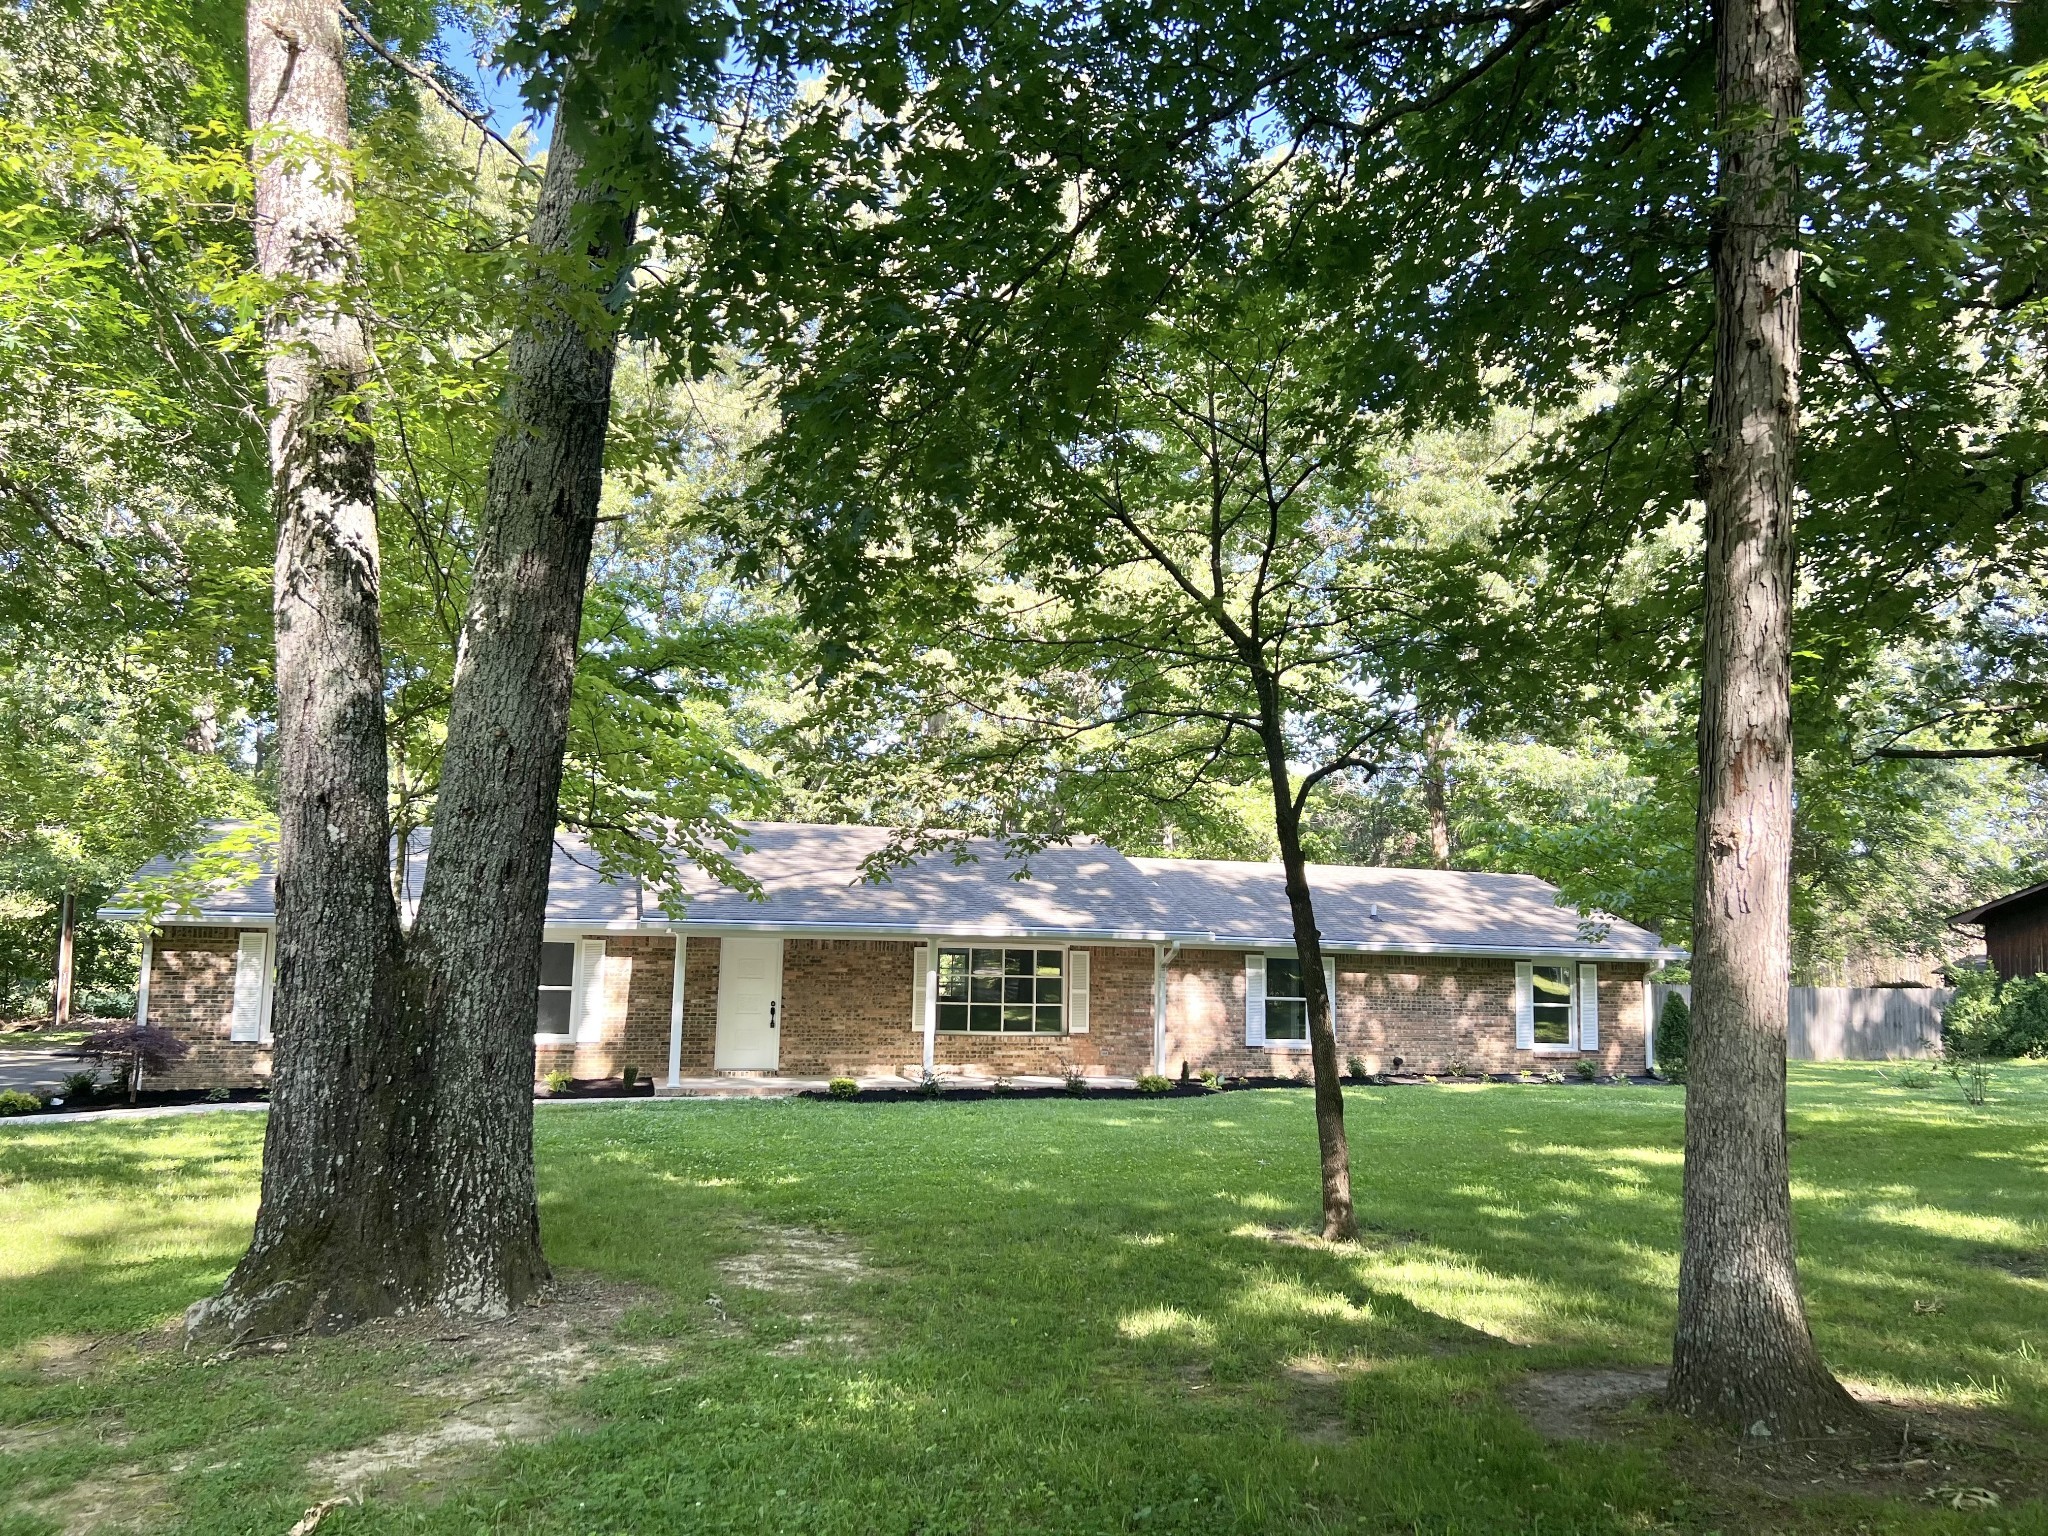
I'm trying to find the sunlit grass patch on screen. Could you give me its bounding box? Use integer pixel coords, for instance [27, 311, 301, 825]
[0, 1063, 2043, 1533]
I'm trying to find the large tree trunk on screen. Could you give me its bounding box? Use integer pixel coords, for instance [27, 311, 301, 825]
[406, 106, 636, 1315]
[192, 0, 430, 1342]
[1256, 685, 1357, 1242]
[1667, 0, 1854, 1436]
[1421, 724, 1452, 870]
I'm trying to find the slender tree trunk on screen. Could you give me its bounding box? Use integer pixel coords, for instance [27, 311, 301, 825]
[1254, 682, 1357, 1242]
[406, 105, 636, 1315]
[1667, 0, 1854, 1436]
[190, 0, 430, 1342]
[1421, 725, 1452, 870]
[51, 889, 75, 1028]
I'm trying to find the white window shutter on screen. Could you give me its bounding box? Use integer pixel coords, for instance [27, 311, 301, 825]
[1514, 962, 1535, 1050]
[1578, 963, 1600, 1050]
[575, 938, 609, 1043]
[911, 944, 930, 1031]
[1244, 953, 1266, 1047]
[1068, 949, 1091, 1034]
[1322, 957, 1338, 1032]
[230, 930, 267, 1043]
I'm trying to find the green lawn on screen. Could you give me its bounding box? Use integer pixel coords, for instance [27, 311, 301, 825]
[2, 1064, 2044, 1534]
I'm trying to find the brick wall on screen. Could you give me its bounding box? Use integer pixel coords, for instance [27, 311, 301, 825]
[532, 934, 679, 1084]
[771, 940, 1156, 1079]
[143, 927, 273, 1089]
[1162, 949, 1649, 1077]
[144, 924, 1648, 1090]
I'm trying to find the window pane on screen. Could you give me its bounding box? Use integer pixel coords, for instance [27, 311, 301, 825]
[1004, 950, 1031, 976]
[969, 1002, 1002, 1032]
[539, 941, 575, 988]
[536, 990, 571, 1036]
[938, 949, 969, 1002]
[1003, 974, 1034, 1004]
[1267, 999, 1308, 1040]
[1267, 956, 1304, 1000]
[1532, 965, 1573, 1045]
[1035, 1004, 1062, 1033]
[938, 1002, 969, 1031]
[971, 948, 1003, 975]
[1036, 950, 1064, 977]
[970, 973, 1002, 1004]
[1002, 1003, 1035, 1032]
[1035, 976, 1062, 1005]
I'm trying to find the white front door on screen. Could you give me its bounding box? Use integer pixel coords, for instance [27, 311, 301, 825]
[714, 936, 783, 1070]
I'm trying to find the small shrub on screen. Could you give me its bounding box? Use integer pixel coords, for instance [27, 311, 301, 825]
[1064, 1066, 1089, 1096]
[991, 1075, 1012, 1095]
[1345, 1055, 1370, 1082]
[0, 1089, 38, 1116]
[1136, 1073, 1172, 1094]
[1876, 1060, 1939, 1090]
[828, 1077, 859, 1099]
[917, 1067, 944, 1098]
[1574, 1058, 1599, 1082]
[543, 1068, 573, 1095]
[205, 1085, 230, 1102]
[1945, 1047, 1994, 1106]
[1443, 1055, 1471, 1079]
[1655, 992, 1692, 1080]
[621, 1064, 639, 1090]
[1199, 1069, 1222, 1092]
[60, 1069, 98, 1100]
[79, 1022, 191, 1103]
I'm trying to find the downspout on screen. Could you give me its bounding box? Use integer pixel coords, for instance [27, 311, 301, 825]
[134, 928, 153, 1029]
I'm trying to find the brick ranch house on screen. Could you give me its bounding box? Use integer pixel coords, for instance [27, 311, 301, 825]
[104, 823, 1681, 1090]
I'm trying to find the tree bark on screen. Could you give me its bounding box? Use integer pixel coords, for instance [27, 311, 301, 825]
[1254, 679, 1357, 1242]
[1422, 725, 1452, 870]
[190, 0, 430, 1343]
[51, 889, 74, 1029]
[1667, 0, 1854, 1436]
[406, 105, 636, 1315]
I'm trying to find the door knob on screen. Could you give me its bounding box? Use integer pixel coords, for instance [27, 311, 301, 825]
[769, 1001, 778, 1029]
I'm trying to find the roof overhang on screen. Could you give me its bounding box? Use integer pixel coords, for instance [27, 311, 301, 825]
[1950, 880, 2048, 928]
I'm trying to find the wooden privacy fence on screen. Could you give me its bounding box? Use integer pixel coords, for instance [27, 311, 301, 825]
[1648, 985, 1950, 1063]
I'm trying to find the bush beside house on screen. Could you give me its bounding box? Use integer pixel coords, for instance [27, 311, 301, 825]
[1943, 969, 2048, 1060]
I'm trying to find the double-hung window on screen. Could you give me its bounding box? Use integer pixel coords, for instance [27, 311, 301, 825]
[1530, 963, 1575, 1047]
[537, 940, 576, 1037]
[1264, 955, 1310, 1042]
[936, 946, 1065, 1033]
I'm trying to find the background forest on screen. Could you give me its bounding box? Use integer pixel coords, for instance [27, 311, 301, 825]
[3, 0, 2044, 1023]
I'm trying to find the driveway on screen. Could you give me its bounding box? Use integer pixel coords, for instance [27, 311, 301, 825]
[0, 1046, 84, 1095]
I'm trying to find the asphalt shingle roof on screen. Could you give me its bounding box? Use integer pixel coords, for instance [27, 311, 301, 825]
[105, 822, 1681, 959]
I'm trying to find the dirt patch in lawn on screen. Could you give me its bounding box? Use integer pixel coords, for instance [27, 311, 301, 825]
[301, 1273, 669, 1501]
[713, 1222, 871, 1357]
[1507, 1366, 1669, 1441]
[1508, 1367, 2048, 1520]
[19, 1462, 176, 1536]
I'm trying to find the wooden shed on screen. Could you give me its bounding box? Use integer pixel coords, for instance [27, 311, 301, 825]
[1952, 881, 2048, 982]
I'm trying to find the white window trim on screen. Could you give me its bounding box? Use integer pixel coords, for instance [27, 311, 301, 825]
[535, 932, 586, 1045]
[1259, 949, 1332, 1051]
[1528, 959, 1580, 1053]
[925, 940, 1076, 1036]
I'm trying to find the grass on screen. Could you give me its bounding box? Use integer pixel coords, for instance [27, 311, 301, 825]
[0, 1063, 2044, 1534]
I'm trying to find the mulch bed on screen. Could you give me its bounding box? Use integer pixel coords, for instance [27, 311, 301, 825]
[801, 1072, 1669, 1103]
[537, 1077, 657, 1100]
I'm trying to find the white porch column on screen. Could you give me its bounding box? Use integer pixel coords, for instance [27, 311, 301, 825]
[666, 933, 687, 1088]
[134, 929, 153, 1027]
[922, 943, 939, 1073]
